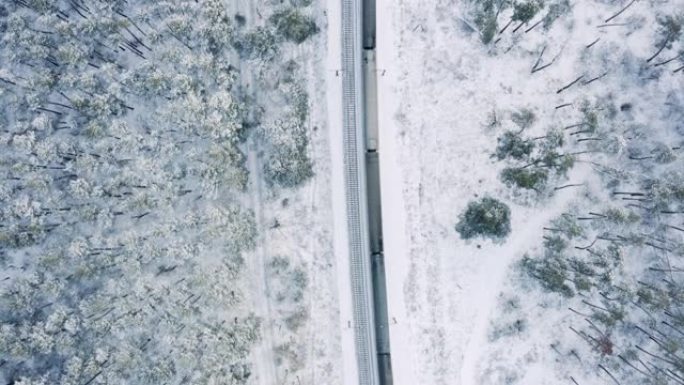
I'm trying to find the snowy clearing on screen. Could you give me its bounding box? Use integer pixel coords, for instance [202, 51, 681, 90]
[378, 0, 684, 383]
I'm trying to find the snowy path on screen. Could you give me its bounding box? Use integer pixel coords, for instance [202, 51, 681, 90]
[232, 0, 278, 383]
[246, 148, 279, 385]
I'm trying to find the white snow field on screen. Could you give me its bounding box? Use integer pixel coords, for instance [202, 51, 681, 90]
[378, 0, 684, 384]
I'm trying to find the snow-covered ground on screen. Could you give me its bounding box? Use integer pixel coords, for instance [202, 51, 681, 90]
[378, 0, 684, 383]
[243, 0, 359, 381]
[239, 1, 351, 384]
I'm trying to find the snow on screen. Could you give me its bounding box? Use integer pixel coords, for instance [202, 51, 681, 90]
[238, 1, 350, 384]
[245, 149, 278, 385]
[377, 0, 684, 383]
[375, 0, 417, 384]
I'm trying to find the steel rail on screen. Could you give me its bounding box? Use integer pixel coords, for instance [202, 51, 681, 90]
[340, 0, 380, 383]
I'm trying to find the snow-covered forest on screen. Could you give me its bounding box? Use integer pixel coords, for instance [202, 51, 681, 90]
[4, 0, 682, 383]
[0, 1, 340, 384]
[478, 2, 684, 381]
[378, 0, 684, 383]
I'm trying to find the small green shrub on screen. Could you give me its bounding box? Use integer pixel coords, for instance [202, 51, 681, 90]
[264, 145, 314, 188]
[512, 0, 543, 23]
[591, 305, 625, 328]
[656, 15, 683, 48]
[479, 13, 498, 44]
[456, 197, 511, 240]
[495, 131, 535, 160]
[290, 267, 308, 302]
[648, 174, 684, 210]
[234, 27, 278, 59]
[521, 255, 574, 297]
[284, 306, 309, 331]
[653, 143, 677, 164]
[542, 0, 570, 29]
[475, 11, 499, 44]
[541, 128, 564, 150]
[269, 8, 319, 44]
[540, 151, 574, 176]
[290, 0, 313, 6]
[573, 277, 592, 292]
[501, 167, 548, 190]
[511, 109, 536, 129]
[568, 258, 595, 277]
[637, 287, 671, 312]
[489, 318, 527, 341]
[604, 207, 640, 224]
[543, 234, 567, 255]
[473, 0, 499, 44]
[290, 84, 309, 123]
[549, 215, 583, 238]
[579, 103, 599, 131]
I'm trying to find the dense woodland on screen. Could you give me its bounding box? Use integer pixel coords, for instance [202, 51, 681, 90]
[0, 0, 318, 384]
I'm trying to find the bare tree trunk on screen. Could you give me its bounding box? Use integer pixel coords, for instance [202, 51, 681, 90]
[605, 0, 637, 23]
[647, 33, 673, 63]
[598, 364, 621, 385]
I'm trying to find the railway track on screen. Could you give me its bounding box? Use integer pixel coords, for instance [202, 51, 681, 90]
[341, 0, 392, 384]
[340, 0, 380, 384]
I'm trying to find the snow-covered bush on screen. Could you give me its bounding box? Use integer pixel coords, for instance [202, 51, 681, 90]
[472, 0, 499, 43]
[456, 197, 511, 240]
[234, 26, 279, 60]
[262, 83, 314, 188]
[290, 0, 314, 7]
[510, 108, 536, 130]
[493, 114, 574, 198]
[269, 256, 309, 304]
[495, 131, 535, 160]
[266, 255, 310, 369]
[501, 167, 548, 190]
[648, 14, 683, 62]
[512, 0, 543, 24]
[520, 254, 575, 297]
[285, 306, 309, 331]
[542, 0, 569, 29]
[269, 8, 319, 44]
[263, 121, 314, 188]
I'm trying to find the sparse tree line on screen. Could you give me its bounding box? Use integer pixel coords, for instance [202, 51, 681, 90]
[468, 0, 570, 44]
[493, 107, 574, 196]
[519, 180, 684, 384]
[469, 0, 684, 74]
[0, 0, 319, 384]
[467, 2, 684, 384]
[455, 0, 684, 383]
